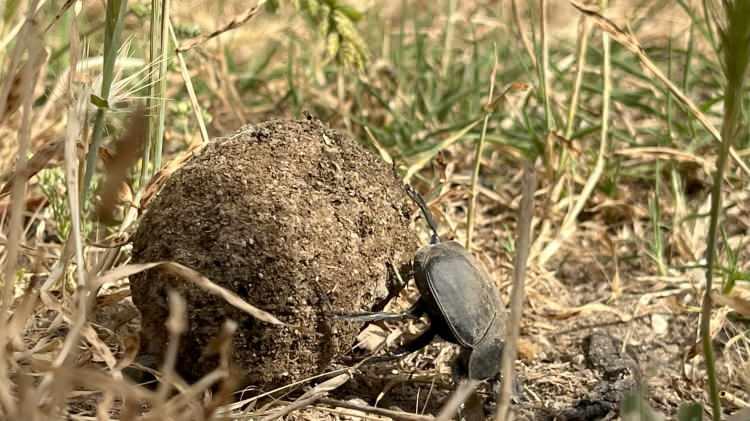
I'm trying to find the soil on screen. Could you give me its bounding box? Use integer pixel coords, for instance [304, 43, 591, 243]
[129, 116, 418, 389]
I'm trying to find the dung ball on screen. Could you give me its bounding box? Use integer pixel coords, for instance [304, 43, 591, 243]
[129, 117, 418, 389]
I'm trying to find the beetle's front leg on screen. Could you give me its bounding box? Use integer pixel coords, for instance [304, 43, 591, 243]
[370, 260, 414, 313]
[333, 299, 425, 323]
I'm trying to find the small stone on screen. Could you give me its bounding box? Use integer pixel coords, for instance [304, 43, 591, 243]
[651, 314, 669, 337]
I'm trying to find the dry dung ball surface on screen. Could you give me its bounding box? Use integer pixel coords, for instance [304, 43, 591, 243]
[129, 117, 418, 389]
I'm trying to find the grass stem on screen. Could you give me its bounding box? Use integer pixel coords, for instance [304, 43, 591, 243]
[538, 0, 610, 266]
[81, 0, 129, 202]
[152, 0, 171, 171]
[700, 3, 750, 419]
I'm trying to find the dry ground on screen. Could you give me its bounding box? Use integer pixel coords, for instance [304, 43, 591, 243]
[1, 0, 749, 420]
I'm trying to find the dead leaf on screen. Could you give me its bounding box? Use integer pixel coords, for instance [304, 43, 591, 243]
[712, 292, 750, 317]
[95, 108, 147, 224]
[0, 138, 68, 197]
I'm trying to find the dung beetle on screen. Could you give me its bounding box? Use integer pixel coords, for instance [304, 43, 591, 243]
[341, 184, 508, 382]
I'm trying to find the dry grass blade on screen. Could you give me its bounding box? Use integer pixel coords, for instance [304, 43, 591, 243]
[36, 26, 90, 412]
[540, 299, 630, 321]
[564, 14, 592, 139]
[539, 0, 553, 130]
[160, 369, 228, 416]
[259, 372, 351, 421]
[226, 367, 353, 413]
[202, 320, 241, 418]
[68, 367, 156, 401]
[43, 0, 77, 33]
[569, 0, 750, 177]
[319, 398, 436, 420]
[495, 161, 536, 420]
[150, 0, 171, 173]
[0, 10, 45, 415]
[90, 261, 286, 326]
[0, 138, 65, 197]
[404, 119, 481, 182]
[364, 126, 393, 165]
[0, 0, 48, 52]
[175, 3, 263, 53]
[5, 280, 42, 353]
[84, 317, 119, 365]
[95, 107, 147, 224]
[168, 21, 209, 145]
[434, 379, 481, 421]
[613, 147, 711, 169]
[712, 292, 750, 317]
[0, 51, 48, 124]
[154, 290, 187, 409]
[510, 0, 536, 67]
[537, 0, 612, 266]
[467, 50, 499, 250]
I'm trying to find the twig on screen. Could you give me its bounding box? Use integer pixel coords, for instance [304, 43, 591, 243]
[495, 161, 537, 420]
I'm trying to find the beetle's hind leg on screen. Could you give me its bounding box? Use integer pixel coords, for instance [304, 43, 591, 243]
[333, 299, 426, 323]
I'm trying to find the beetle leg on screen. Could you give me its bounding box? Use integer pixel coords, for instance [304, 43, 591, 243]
[333, 300, 426, 323]
[363, 325, 439, 364]
[465, 336, 504, 381]
[371, 261, 413, 312]
[388, 325, 438, 358]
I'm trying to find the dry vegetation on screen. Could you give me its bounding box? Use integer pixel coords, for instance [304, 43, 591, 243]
[0, 0, 749, 420]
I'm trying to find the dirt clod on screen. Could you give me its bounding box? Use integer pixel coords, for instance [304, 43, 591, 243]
[555, 332, 641, 420]
[129, 117, 418, 389]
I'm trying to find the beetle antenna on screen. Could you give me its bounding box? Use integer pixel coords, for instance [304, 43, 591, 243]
[404, 184, 440, 244]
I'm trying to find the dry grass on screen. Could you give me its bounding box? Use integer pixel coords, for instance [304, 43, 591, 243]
[1, 0, 749, 420]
